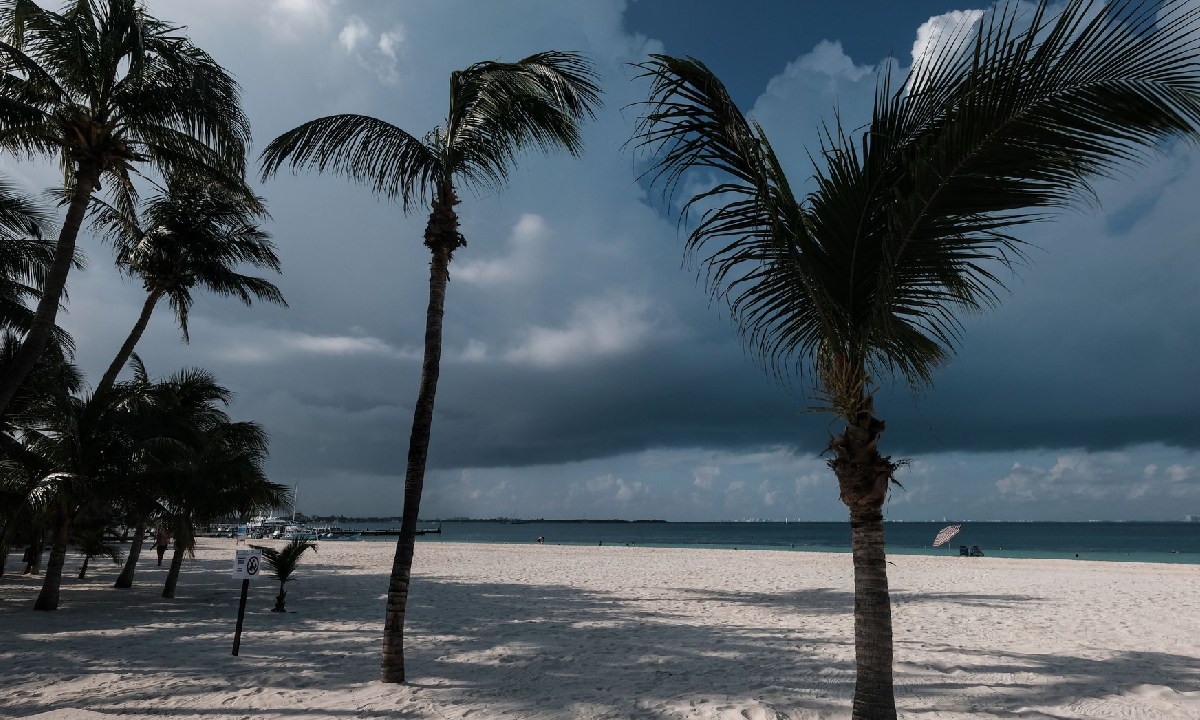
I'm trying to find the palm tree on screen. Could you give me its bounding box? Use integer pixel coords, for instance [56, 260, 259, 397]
[0, 331, 80, 578]
[91, 177, 285, 396]
[134, 364, 285, 599]
[260, 50, 601, 683]
[21, 379, 142, 610]
[72, 521, 122, 579]
[0, 0, 254, 418]
[0, 178, 55, 334]
[632, 2, 1200, 716]
[250, 538, 317, 613]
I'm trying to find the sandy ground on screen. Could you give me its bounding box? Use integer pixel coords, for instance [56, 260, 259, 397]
[2, 538, 1199, 719]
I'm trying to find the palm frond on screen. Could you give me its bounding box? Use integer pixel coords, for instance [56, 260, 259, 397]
[448, 51, 601, 193]
[632, 54, 835, 381]
[260, 114, 442, 211]
[635, 0, 1200, 416]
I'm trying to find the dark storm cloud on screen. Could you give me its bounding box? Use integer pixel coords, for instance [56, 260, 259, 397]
[28, 0, 1199, 519]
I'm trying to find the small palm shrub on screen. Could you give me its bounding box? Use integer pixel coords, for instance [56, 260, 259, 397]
[250, 539, 316, 612]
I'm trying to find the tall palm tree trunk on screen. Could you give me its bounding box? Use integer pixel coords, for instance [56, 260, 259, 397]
[162, 542, 185, 598]
[0, 164, 101, 420]
[0, 521, 13, 578]
[33, 510, 72, 611]
[114, 520, 146, 588]
[829, 403, 898, 720]
[381, 190, 463, 684]
[25, 531, 45, 574]
[97, 290, 164, 396]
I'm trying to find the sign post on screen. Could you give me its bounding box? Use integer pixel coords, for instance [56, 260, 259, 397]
[231, 549, 262, 656]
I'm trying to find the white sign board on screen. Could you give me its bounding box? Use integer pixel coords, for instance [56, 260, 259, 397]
[232, 549, 262, 580]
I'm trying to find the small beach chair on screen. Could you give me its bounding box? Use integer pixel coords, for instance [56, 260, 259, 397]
[959, 545, 969, 556]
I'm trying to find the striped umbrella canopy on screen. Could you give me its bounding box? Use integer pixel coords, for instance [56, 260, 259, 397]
[932, 524, 962, 547]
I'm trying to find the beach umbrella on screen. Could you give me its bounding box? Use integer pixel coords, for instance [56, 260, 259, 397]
[932, 524, 962, 547]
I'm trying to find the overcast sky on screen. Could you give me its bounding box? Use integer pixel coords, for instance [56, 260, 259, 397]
[7, 0, 1200, 521]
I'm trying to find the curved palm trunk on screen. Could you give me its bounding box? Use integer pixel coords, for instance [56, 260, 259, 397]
[829, 402, 898, 720]
[23, 531, 45, 574]
[77, 555, 90, 579]
[380, 189, 463, 684]
[114, 520, 146, 588]
[0, 163, 101, 420]
[97, 289, 165, 396]
[161, 542, 185, 598]
[33, 511, 72, 611]
[0, 521, 13, 578]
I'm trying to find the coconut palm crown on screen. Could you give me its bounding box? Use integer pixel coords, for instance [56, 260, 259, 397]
[90, 177, 284, 395]
[633, 1, 1200, 717]
[0, 0, 254, 418]
[260, 50, 601, 683]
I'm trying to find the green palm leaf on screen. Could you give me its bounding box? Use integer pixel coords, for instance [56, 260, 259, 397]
[636, 0, 1200, 414]
[260, 114, 441, 212]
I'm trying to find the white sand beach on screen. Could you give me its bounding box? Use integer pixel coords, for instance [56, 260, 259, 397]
[2, 539, 1199, 719]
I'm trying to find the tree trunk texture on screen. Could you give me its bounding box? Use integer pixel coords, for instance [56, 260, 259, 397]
[829, 406, 899, 720]
[33, 513, 72, 611]
[96, 289, 164, 396]
[0, 521, 12, 578]
[0, 163, 101, 420]
[30, 531, 46, 574]
[77, 556, 90, 579]
[162, 543, 184, 599]
[114, 521, 146, 588]
[273, 584, 287, 613]
[380, 189, 464, 684]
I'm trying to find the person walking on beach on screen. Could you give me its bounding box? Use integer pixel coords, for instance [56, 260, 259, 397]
[154, 526, 171, 566]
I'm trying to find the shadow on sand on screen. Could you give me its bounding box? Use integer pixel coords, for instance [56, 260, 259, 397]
[2, 549, 1197, 718]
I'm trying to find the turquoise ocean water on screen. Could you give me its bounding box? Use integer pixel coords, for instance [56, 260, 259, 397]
[340, 520, 1200, 565]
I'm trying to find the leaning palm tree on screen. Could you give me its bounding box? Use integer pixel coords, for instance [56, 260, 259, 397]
[260, 50, 601, 683]
[21, 379, 142, 610]
[0, 0, 254, 418]
[109, 357, 218, 589]
[251, 538, 317, 613]
[633, 1, 1200, 717]
[91, 177, 285, 396]
[135, 364, 285, 599]
[0, 330, 80, 578]
[159, 419, 285, 599]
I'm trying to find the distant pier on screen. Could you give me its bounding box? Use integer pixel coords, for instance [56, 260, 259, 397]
[358, 527, 442, 536]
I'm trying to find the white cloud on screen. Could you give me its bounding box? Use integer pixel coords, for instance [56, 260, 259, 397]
[995, 450, 1200, 505]
[1166, 464, 1194, 482]
[761, 39, 875, 102]
[461, 338, 489, 362]
[505, 292, 663, 367]
[333, 15, 405, 85]
[909, 9, 983, 86]
[378, 29, 404, 60]
[215, 329, 421, 364]
[582, 474, 646, 504]
[338, 16, 369, 52]
[615, 479, 647, 503]
[266, 0, 334, 40]
[457, 214, 549, 286]
[693, 464, 719, 489]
